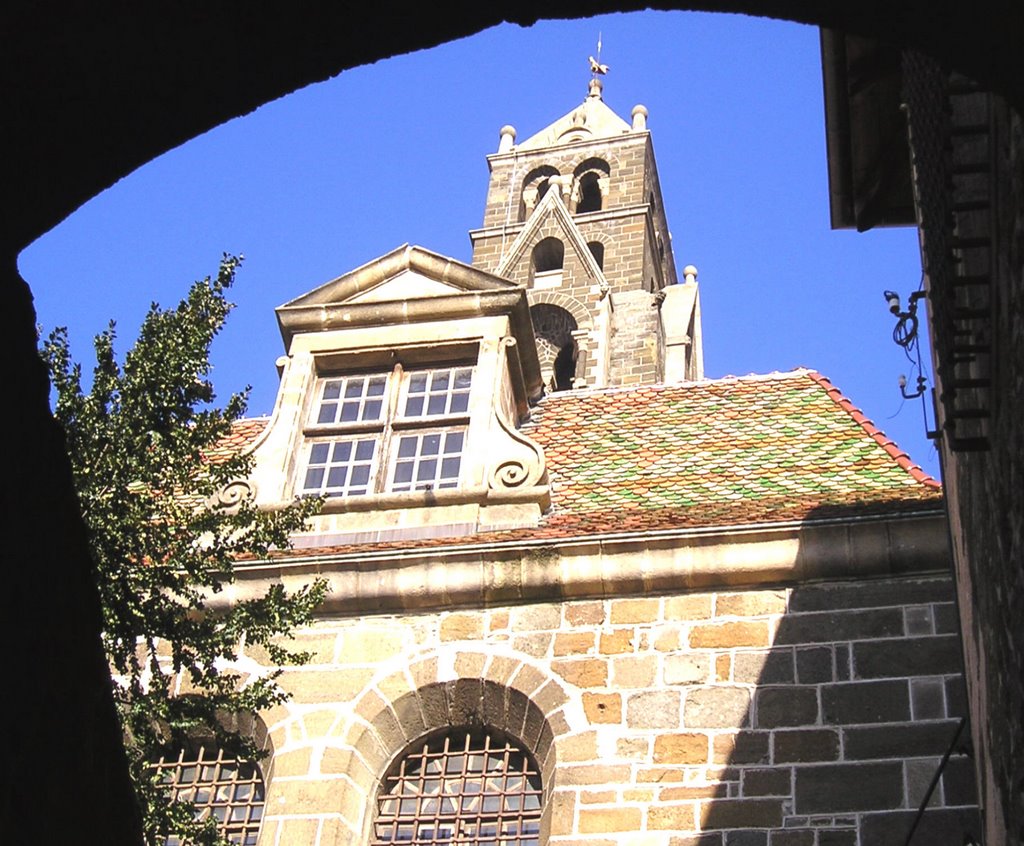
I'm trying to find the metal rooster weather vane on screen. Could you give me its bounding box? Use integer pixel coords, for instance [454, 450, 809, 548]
[589, 33, 609, 76]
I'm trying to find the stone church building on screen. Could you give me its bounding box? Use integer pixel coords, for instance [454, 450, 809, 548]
[180, 81, 980, 845]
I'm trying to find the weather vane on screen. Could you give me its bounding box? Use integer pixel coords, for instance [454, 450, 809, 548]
[589, 32, 609, 76]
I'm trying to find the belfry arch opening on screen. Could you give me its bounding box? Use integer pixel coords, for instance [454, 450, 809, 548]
[530, 303, 578, 391]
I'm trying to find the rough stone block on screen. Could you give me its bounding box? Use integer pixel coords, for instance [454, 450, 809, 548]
[561, 763, 634, 785]
[794, 762, 903, 813]
[741, 767, 792, 797]
[773, 729, 840, 763]
[653, 733, 709, 764]
[713, 731, 770, 765]
[942, 754, 978, 806]
[583, 691, 622, 724]
[665, 653, 711, 684]
[553, 658, 607, 688]
[610, 597, 661, 624]
[554, 631, 596, 656]
[787, 578, 952, 613]
[725, 833, 766, 846]
[774, 608, 904, 645]
[852, 635, 963, 679]
[817, 832, 857, 846]
[600, 628, 635, 655]
[795, 646, 833, 684]
[769, 831, 814, 846]
[684, 687, 750, 729]
[821, 680, 910, 724]
[734, 649, 795, 684]
[648, 803, 697, 830]
[858, 809, 982, 846]
[509, 604, 562, 632]
[690, 621, 770, 648]
[578, 806, 643, 833]
[716, 590, 788, 617]
[557, 730, 599, 762]
[755, 686, 818, 728]
[565, 601, 605, 625]
[439, 612, 483, 642]
[665, 594, 713, 620]
[611, 654, 658, 687]
[627, 690, 681, 729]
[700, 798, 783, 829]
[843, 720, 962, 760]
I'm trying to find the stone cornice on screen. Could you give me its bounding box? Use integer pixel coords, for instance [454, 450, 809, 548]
[212, 509, 950, 617]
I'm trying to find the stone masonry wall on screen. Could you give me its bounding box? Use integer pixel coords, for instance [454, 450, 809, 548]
[249, 573, 978, 846]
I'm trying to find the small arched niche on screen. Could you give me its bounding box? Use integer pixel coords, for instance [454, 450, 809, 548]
[530, 238, 564, 289]
[519, 165, 561, 221]
[531, 303, 578, 391]
[572, 158, 611, 214]
[587, 240, 605, 270]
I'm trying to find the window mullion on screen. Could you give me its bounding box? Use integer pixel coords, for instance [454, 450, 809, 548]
[375, 363, 404, 493]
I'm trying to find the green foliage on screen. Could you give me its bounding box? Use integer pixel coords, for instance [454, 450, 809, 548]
[40, 255, 326, 846]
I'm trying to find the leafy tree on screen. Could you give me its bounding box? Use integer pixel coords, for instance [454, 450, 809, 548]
[40, 255, 325, 845]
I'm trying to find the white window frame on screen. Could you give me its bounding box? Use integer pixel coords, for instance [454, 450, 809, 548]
[299, 363, 473, 498]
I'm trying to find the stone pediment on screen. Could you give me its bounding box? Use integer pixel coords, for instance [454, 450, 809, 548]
[496, 187, 606, 286]
[516, 85, 632, 151]
[276, 244, 529, 345]
[280, 244, 518, 309]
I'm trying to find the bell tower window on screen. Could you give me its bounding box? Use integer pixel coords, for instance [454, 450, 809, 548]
[530, 238, 564, 289]
[576, 172, 602, 213]
[587, 241, 605, 270]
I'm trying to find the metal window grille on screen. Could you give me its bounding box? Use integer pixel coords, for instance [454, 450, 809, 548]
[152, 746, 265, 846]
[372, 728, 542, 846]
[390, 430, 465, 492]
[403, 367, 473, 418]
[301, 437, 377, 496]
[315, 374, 388, 425]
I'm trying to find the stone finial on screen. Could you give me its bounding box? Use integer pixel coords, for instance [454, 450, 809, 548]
[498, 125, 517, 153]
[631, 104, 649, 131]
[683, 265, 698, 285]
[588, 78, 603, 100]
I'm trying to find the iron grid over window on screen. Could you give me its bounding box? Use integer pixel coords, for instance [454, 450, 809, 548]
[300, 364, 473, 497]
[152, 746, 266, 846]
[372, 727, 543, 845]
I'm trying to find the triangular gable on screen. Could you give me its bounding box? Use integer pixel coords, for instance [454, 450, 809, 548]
[495, 188, 607, 286]
[516, 92, 632, 151]
[279, 244, 518, 309]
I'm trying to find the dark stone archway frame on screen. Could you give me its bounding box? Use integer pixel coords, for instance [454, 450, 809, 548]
[4, 4, 1019, 844]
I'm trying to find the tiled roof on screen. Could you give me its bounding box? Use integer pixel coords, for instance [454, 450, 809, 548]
[525, 369, 939, 520]
[226, 370, 941, 558]
[205, 417, 269, 463]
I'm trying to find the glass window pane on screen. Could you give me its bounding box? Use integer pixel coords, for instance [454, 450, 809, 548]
[404, 396, 424, 417]
[397, 436, 418, 458]
[450, 393, 469, 414]
[422, 433, 441, 455]
[317, 402, 337, 424]
[322, 381, 342, 400]
[427, 394, 447, 416]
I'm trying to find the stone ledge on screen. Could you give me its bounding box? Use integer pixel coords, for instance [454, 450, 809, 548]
[213, 511, 951, 617]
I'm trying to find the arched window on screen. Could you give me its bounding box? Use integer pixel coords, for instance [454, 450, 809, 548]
[576, 172, 602, 213]
[587, 241, 604, 270]
[371, 727, 543, 845]
[572, 158, 610, 214]
[520, 166, 560, 221]
[530, 238, 564, 290]
[531, 303, 578, 391]
[153, 744, 267, 845]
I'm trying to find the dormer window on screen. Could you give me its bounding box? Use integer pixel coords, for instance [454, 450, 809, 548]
[300, 365, 473, 498]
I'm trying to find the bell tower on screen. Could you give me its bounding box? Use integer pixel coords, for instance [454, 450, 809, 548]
[470, 78, 703, 390]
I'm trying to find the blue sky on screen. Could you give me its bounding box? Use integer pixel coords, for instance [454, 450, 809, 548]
[20, 11, 940, 477]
